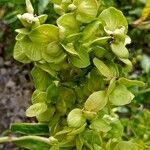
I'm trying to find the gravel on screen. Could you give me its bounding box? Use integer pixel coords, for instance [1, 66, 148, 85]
[0, 57, 34, 150]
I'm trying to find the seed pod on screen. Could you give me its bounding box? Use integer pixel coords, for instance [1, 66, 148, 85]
[84, 91, 108, 112]
[67, 108, 86, 128]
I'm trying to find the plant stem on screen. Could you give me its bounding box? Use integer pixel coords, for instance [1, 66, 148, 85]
[134, 88, 150, 95]
[0, 137, 11, 143]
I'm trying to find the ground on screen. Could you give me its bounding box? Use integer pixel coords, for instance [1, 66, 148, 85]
[0, 56, 33, 150]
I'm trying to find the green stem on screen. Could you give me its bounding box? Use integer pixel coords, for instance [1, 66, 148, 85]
[134, 88, 150, 95]
[0, 137, 13, 143]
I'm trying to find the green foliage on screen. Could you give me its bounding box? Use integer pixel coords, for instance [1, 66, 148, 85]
[0, 0, 149, 150]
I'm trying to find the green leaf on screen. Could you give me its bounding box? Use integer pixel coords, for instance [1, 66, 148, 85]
[42, 41, 66, 64]
[111, 42, 129, 59]
[68, 123, 86, 136]
[35, 62, 57, 78]
[119, 58, 132, 72]
[90, 118, 111, 132]
[31, 66, 52, 91]
[15, 28, 30, 35]
[69, 47, 90, 68]
[20, 37, 45, 61]
[61, 43, 79, 56]
[82, 20, 101, 42]
[56, 98, 67, 115]
[114, 141, 139, 150]
[109, 84, 134, 106]
[91, 37, 111, 46]
[46, 82, 59, 104]
[57, 13, 80, 39]
[29, 24, 59, 43]
[93, 58, 113, 78]
[36, 106, 55, 122]
[26, 102, 47, 117]
[12, 136, 51, 150]
[80, 129, 101, 147]
[99, 7, 128, 33]
[10, 123, 49, 135]
[15, 33, 26, 41]
[26, 0, 34, 14]
[38, 14, 48, 24]
[32, 90, 47, 104]
[84, 91, 108, 112]
[107, 77, 116, 96]
[91, 46, 106, 58]
[74, 0, 98, 23]
[117, 77, 145, 87]
[67, 108, 86, 128]
[106, 117, 124, 138]
[13, 41, 31, 63]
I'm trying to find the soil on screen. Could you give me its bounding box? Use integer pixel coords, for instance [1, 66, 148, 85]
[0, 56, 34, 150]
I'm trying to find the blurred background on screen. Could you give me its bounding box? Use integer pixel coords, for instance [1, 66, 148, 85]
[0, 0, 150, 149]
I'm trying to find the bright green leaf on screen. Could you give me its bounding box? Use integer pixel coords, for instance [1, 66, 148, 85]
[99, 7, 128, 33]
[36, 106, 55, 122]
[93, 58, 113, 78]
[42, 41, 66, 64]
[46, 82, 59, 104]
[90, 118, 111, 132]
[69, 47, 90, 68]
[117, 77, 145, 87]
[57, 13, 80, 39]
[38, 14, 48, 24]
[13, 41, 31, 63]
[31, 66, 52, 91]
[20, 37, 45, 61]
[84, 91, 108, 112]
[26, 103, 47, 117]
[114, 141, 139, 150]
[111, 42, 129, 59]
[109, 84, 134, 106]
[29, 24, 59, 43]
[32, 90, 47, 104]
[67, 108, 86, 128]
[74, 0, 98, 23]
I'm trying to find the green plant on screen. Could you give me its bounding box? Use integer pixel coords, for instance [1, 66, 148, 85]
[0, 0, 146, 149]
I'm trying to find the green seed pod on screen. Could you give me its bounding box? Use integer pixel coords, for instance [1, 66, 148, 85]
[84, 91, 108, 112]
[67, 108, 86, 128]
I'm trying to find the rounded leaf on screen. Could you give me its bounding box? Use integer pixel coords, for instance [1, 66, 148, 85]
[57, 13, 80, 39]
[67, 108, 86, 128]
[74, 0, 98, 23]
[26, 103, 47, 117]
[84, 91, 108, 112]
[99, 7, 128, 33]
[111, 42, 129, 59]
[90, 118, 111, 132]
[14, 41, 31, 63]
[32, 90, 47, 104]
[29, 24, 59, 43]
[114, 141, 139, 150]
[42, 41, 66, 64]
[117, 77, 145, 87]
[109, 84, 135, 106]
[93, 58, 113, 78]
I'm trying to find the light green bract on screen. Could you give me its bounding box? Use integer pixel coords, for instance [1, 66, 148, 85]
[0, 0, 145, 150]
